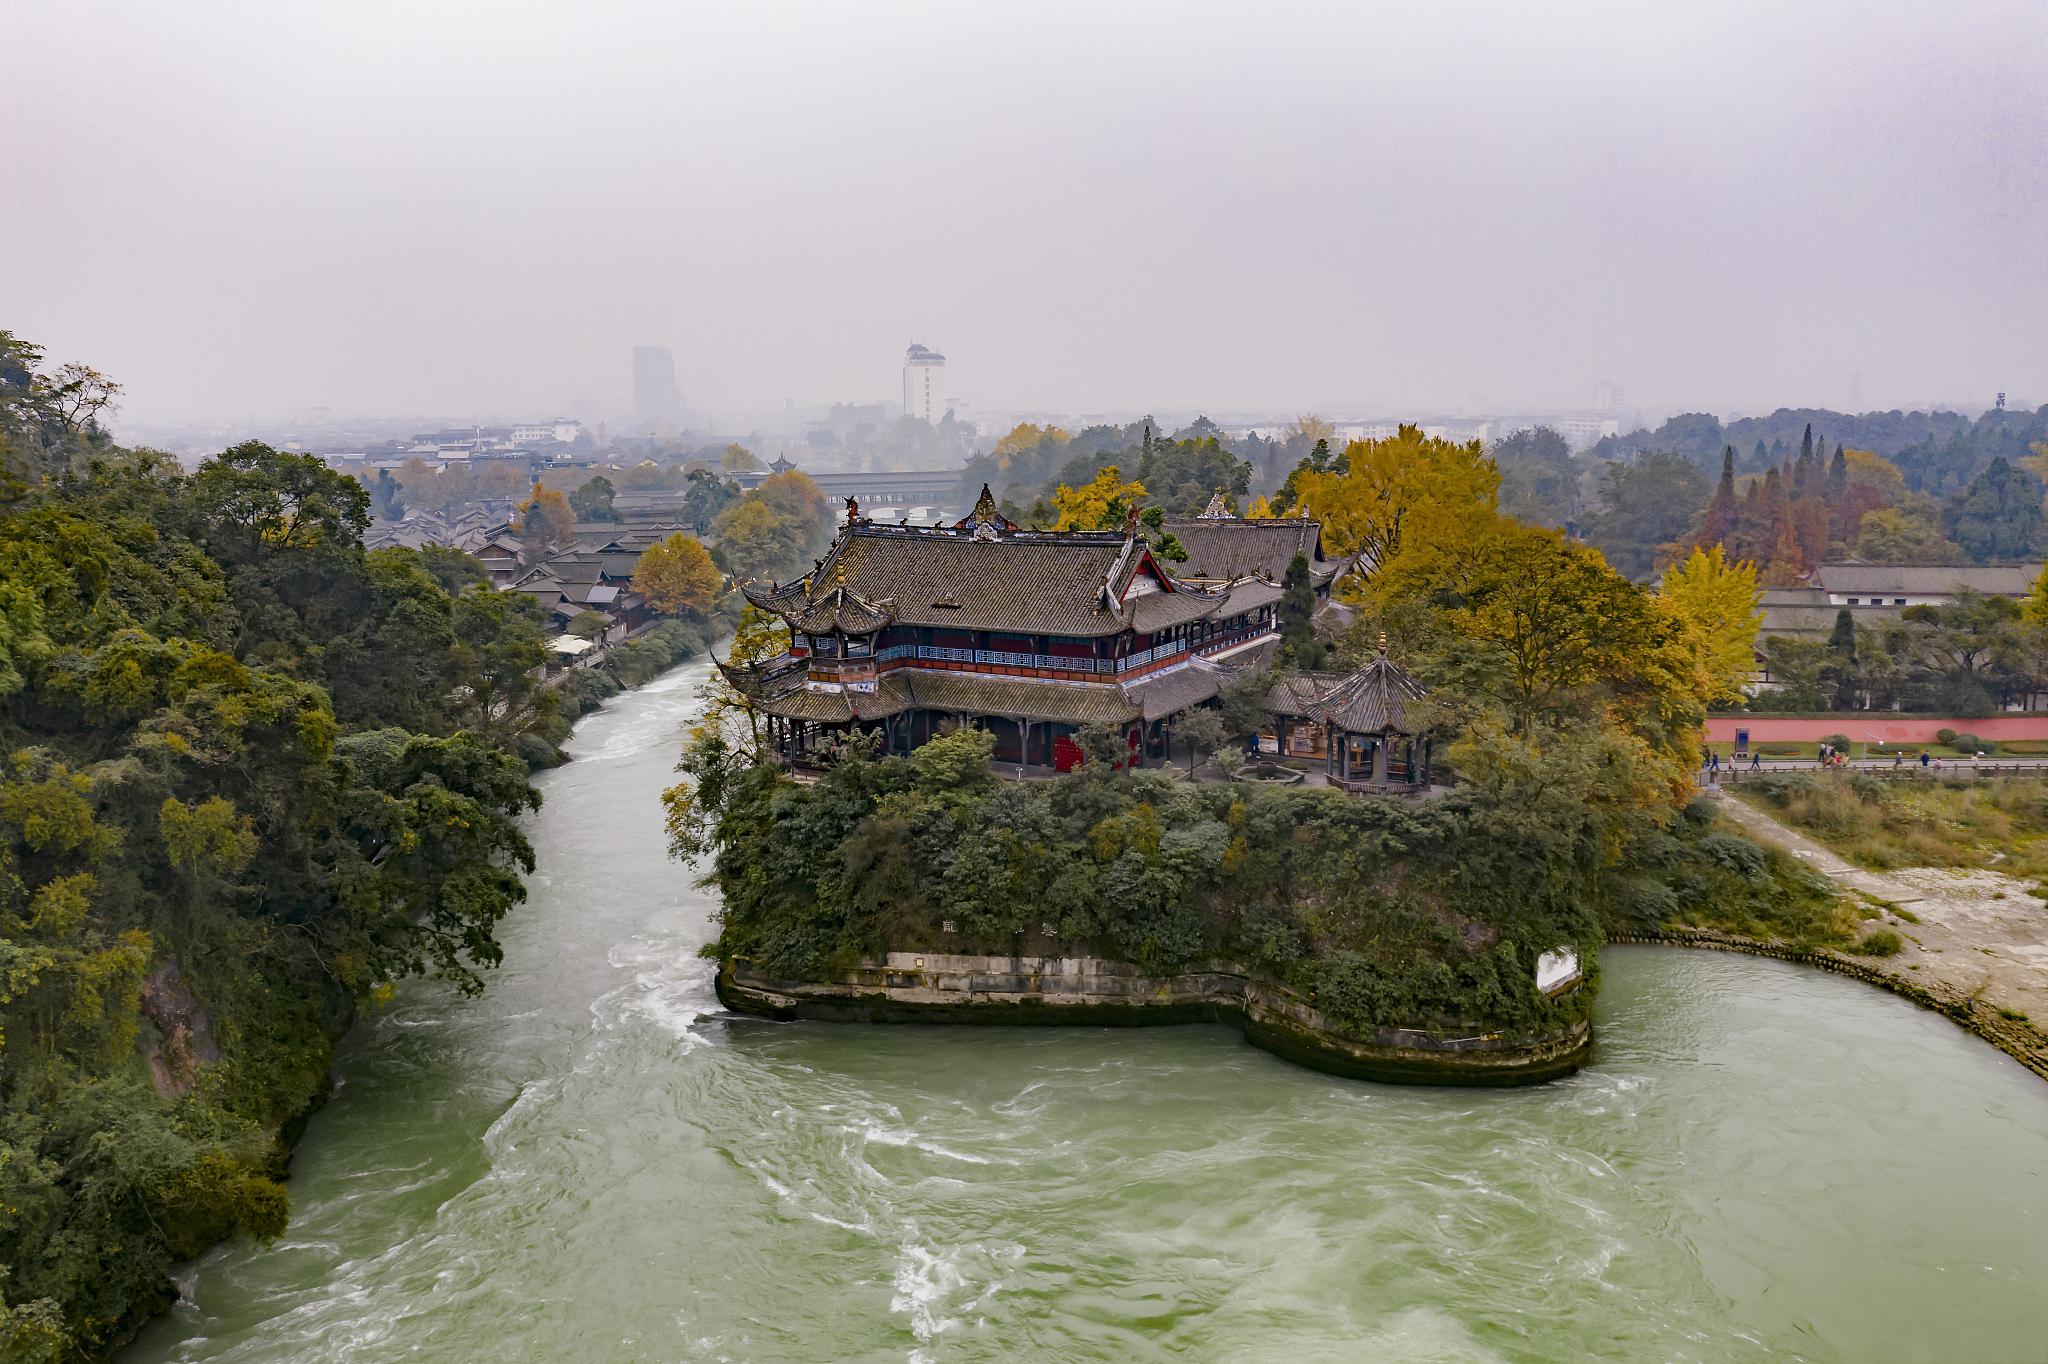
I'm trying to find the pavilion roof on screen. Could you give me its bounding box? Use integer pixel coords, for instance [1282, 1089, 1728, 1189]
[1266, 648, 1428, 734]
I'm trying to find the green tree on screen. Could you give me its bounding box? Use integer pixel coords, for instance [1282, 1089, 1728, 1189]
[1276, 551, 1319, 666]
[1583, 452, 1710, 580]
[1826, 608, 1859, 709]
[1490, 426, 1582, 528]
[569, 474, 619, 523]
[1942, 457, 2045, 561]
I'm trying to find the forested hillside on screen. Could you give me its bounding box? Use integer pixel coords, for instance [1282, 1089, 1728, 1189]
[0, 332, 696, 1358]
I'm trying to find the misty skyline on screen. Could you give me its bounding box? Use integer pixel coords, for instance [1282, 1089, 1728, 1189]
[5, 2, 2045, 431]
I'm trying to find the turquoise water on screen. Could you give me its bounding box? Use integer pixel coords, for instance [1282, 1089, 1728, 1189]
[127, 659, 2048, 1362]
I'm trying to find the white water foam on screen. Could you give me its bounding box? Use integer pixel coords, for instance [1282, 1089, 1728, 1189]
[890, 1240, 1023, 1362]
[591, 933, 718, 1046]
[848, 1116, 1008, 1166]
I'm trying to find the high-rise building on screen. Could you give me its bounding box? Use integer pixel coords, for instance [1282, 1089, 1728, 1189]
[902, 343, 945, 423]
[1591, 380, 1625, 414]
[633, 346, 681, 430]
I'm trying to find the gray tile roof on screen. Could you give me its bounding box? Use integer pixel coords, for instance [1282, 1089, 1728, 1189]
[1812, 562, 2042, 596]
[1123, 660, 1223, 721]
[905, 671, 1140, 725]
[749, 524, 1160, 637]
[1165, 518, 1342, 585]
[1265, 655, 1428, 733]
[1127, 587, 1228, 633]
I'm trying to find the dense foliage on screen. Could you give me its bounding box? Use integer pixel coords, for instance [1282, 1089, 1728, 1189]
[0, 330, 707, 1358]
[674, 725, 1618, 1037]
[674, 719, 1835, 1041]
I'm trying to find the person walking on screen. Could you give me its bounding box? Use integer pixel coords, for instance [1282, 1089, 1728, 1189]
[1751, 751, 1762, 770]
[1920, 750, 1931, 769]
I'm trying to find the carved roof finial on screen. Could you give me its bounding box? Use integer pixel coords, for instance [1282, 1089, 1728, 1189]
[1197, 489, 1233, 520]
[1124, 502, 1140, 539]
[1378, 630, 1389, 654]
[845, 494, 860, 524]
[969, 483, 1000, 524]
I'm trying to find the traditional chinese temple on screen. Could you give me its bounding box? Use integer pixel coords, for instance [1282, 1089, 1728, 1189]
[722, 487, 1351, 768]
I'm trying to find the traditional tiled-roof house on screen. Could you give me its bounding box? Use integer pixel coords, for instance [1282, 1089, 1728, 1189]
[721, 486, 1326, 769]
[1164, 495, 1349, 603]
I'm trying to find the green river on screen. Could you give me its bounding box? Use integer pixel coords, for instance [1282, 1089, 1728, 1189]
[128, 658, 2048, 1363]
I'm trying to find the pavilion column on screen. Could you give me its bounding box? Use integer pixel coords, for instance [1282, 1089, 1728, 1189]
[1372, 735, 1388, 783]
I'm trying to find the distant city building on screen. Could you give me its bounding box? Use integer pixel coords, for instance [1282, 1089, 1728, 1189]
[901, 343, 945, 423]
[633, 346, 682, 430]
[1551, 413, 1621, 450]
[1591, 381, 1625, 414]
[511, 419, 581, 445]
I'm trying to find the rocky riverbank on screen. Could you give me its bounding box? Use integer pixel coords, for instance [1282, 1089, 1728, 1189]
[717, 953, 1591, 1086]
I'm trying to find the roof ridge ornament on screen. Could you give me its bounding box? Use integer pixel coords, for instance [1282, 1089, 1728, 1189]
[966, 482, 1004, 540]
[1197, 489, 1234, 520]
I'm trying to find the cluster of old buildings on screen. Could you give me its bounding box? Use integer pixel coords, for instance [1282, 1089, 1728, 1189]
[365, 507, 693, 656]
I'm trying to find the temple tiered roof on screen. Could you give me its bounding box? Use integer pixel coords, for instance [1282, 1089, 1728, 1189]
[740, 486, 1244, 638]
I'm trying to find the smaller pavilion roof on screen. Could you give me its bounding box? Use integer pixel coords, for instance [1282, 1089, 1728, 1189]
[1266, 644, 1428, 734]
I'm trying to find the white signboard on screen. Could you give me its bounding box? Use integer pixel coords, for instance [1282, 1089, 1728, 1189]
[1536, 949, 1581, 993]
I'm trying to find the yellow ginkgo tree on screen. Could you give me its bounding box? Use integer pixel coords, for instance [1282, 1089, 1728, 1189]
[1659, 545, 1763, 705]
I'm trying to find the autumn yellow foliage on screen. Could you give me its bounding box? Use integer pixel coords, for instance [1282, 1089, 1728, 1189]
[1051, 466, 1147, 531]
[1659, 546, 1763, 704]
[1291, 425, 1499, 579]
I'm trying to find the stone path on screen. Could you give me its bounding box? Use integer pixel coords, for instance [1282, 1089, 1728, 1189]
[1712, 791, 2048, 1029]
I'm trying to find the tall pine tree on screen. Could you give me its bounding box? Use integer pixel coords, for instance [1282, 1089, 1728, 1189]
[1695, 445, 1739, 548]
[1277, 551, 1319, 666]
[1827, 608, 1859, 710]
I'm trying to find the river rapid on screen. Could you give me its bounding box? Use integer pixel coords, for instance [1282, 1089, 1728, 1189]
[128, 657, 2048, 1363]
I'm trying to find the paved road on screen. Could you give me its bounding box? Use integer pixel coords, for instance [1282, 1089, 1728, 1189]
[1702, 757, 2048, 783]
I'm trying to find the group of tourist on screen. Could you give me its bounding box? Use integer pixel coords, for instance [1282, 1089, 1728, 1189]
[1699, 745, 1950, 774]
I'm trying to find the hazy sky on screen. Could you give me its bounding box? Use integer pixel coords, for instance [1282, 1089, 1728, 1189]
[5, 1, 2045, 429]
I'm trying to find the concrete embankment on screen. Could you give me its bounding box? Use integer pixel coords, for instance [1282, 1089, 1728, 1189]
[717, 953, 1589, 1087]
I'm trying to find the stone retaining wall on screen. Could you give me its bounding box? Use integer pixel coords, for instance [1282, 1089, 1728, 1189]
[1611, 928, 2048, 1082]
[716, 953, 1590, 1087]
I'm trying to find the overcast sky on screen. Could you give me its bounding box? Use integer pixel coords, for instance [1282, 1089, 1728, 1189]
[5, 1, 2045, 430]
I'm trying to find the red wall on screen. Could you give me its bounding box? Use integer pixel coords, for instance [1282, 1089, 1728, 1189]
[1706, 715, 2048, 744]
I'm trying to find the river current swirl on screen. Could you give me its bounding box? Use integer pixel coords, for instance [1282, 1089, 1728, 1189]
[127, 658, 2048, 1363]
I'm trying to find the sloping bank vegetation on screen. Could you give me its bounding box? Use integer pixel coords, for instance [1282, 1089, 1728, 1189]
[672, 722, 1835, 1069]
[0, 332, 750, 1359]
[669, 428, 1838, 1080]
